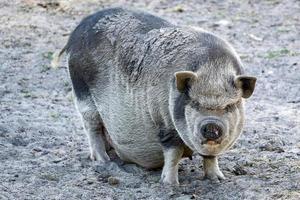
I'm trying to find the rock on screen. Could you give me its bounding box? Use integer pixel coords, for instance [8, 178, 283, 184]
[213, 20, 232, 28]
[108, 176, 119, 185]
[171, 5, 184, 13]
[32, 147, 42, 152]
[248, 34, 263, 41]
[86, 180, 94, 185]
[232, 164, 247, 175]
[259, 144, 284, 153]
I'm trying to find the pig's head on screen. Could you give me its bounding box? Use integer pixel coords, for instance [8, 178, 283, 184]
[169, 62, 256, 156]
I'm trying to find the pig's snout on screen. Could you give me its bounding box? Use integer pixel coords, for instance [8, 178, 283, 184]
[199, 119, 225, 141]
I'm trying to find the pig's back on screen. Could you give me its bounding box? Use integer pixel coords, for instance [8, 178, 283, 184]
[65, 7, 172, 56]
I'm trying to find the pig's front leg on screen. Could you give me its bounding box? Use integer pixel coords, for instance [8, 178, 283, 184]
[160, 147, 184, 185]
[203, 156, 225, 181]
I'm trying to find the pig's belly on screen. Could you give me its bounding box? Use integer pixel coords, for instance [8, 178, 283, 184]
[95, 91, 164, 169]
[104, 115, 164, 168]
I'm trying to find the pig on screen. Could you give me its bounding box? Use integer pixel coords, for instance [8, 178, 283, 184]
[53, 7, 256, 185]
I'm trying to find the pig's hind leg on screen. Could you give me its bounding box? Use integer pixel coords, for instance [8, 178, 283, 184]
[70, 70, 110, 163]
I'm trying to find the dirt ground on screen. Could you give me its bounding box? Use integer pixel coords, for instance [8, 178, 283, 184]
[0, 0, 299, 199]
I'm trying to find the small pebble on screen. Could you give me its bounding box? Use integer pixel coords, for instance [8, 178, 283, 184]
[32, 147, 42, 152]
[172, 5, 184, 13]
[108, 176, 119, 185]
[259, 144, 284, 153]
[213, 19, 232, 28]
[232, 164, 247, 175]
[87, 180, 94, 185]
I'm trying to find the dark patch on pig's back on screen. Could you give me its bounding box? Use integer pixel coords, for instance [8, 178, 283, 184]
[65, 8, 125, 54]
[65, 7, 174, 83]
[65, 7, 171, 53]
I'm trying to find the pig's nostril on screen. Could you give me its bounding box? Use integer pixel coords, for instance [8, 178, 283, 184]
[201, 123, 223, 140]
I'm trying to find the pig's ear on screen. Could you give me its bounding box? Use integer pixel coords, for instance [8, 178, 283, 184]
[235, 75, 257, 98]
[174, 71, 198, 93]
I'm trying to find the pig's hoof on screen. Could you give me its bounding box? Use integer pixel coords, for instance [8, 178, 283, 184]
[160, 176, 179, 186]
[204, 170, 225, 182]
[90, 151, 110, 163]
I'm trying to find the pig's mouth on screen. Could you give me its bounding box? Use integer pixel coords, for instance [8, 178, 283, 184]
[195, 139, 225, 156]
[201, 138, 222, 145]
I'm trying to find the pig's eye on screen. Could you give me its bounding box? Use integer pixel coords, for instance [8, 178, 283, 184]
[224, 104, 235, 112]
[190, 100, 201, 110]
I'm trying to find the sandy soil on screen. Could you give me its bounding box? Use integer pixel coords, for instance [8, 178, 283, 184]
[0, 0, 299, 199]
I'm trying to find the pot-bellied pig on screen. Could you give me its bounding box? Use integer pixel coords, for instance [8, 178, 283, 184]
[53, 7, 256, 185]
